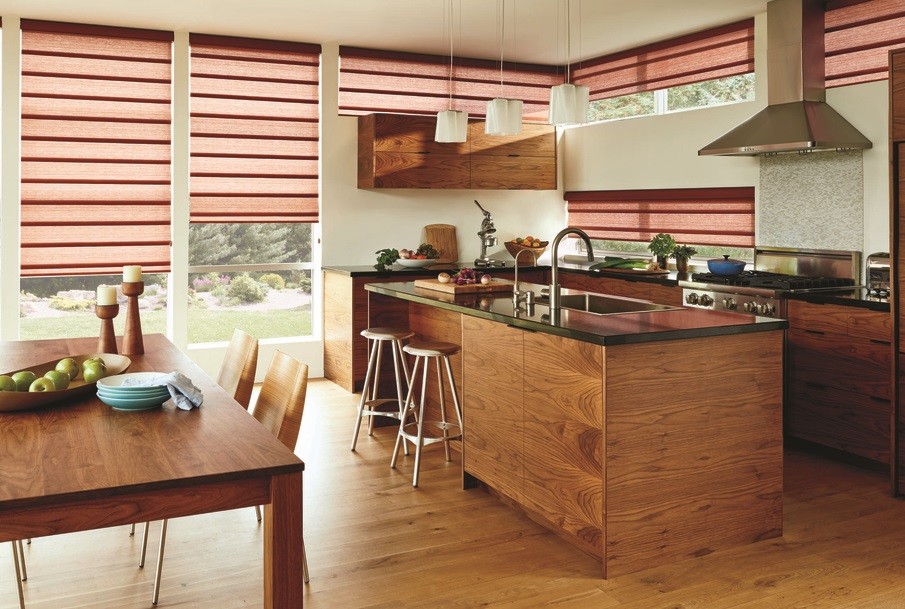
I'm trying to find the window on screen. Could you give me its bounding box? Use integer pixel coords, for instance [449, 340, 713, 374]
[19, 20, 172, 340]
[565, 188, 755, 260]
[188, 34, 321, 344]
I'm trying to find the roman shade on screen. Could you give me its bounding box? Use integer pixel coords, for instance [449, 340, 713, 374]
[20, 20, 173, 277]
[338, 46, 560, 121]
[565, 187, 755, 248]
[571, 19, 755, 101]
[825, 0, 905, 88]
[189, 34, 321, 223]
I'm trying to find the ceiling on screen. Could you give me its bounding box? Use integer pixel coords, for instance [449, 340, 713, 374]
[0, 0, 768, 64]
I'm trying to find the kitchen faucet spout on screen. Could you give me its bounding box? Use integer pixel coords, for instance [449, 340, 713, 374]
[549, 227, 594, 311]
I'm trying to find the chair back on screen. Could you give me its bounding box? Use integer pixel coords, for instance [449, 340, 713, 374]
[217, 329, 258, 410]
[253, 350, 309, 451]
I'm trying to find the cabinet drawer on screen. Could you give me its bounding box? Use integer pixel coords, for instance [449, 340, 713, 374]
[786, 328, 892, 399]
[470, 156, 556, 190]
[469, 122, 556, 156]
[370, 152, 471, 188]
[786, 300, 848, 334]
[847, 307, 892, 343]
[786, 380, 890, 464]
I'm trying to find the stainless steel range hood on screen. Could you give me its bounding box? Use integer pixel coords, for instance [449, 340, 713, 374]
[698, 0, 871, 156]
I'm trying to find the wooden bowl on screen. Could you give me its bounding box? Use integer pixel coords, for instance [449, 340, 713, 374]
[504, 240, 548, 259]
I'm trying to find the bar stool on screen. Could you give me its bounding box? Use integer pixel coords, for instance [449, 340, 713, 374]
[351, 327, 414, 451]
[391, 340, 463, 487]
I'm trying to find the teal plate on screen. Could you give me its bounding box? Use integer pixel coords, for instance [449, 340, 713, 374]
[97, 386, 170, 400]
[97, 392, 169, 411]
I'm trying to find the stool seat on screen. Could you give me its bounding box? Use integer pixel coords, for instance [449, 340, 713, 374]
[403, 341, 460, 358]
[361, 327, 414, 341]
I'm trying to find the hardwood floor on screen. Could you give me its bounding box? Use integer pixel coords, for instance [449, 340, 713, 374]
[3, 378, 905, 608]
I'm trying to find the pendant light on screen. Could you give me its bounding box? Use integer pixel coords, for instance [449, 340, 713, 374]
[549, 0, 589, 126]
[485, 0, 523, 136]
[435, 0, 468, 143]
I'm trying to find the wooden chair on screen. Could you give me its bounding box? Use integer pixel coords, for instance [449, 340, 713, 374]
[142, 350, 310, 604]
[216, 328, 259, 410]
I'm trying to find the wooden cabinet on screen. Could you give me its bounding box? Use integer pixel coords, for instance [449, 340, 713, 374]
[892, 51, 905, 141]
[785, 300, 892, 464]
[358, 113, 556, 190]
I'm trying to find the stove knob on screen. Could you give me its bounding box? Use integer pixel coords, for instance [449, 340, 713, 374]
[699, 295, 714, 307]
[685, 293, 699, 305]
[723, 297, 737, 310]
[743, 301, 758, 313]
[757, 303, 774, 316]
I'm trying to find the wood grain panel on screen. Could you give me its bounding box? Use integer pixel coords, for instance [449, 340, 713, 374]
[892, 49, 905, 141]
[558, 274, 616, 293]
[469, 122, 556, 156]
[787, 380, 890, 463]
[847, 307, 892, 343]
[323, 270, 354, 392]
[786, 328, 892, 399]
[608, 279, 654, 301]
[522, 331, 604, 558]
[462, 316, 524, 503]
[603, 331, 784, 578]
[371, 152, 472, 189]
[648, 283, 683, 306]
[470, 156, 556, 190]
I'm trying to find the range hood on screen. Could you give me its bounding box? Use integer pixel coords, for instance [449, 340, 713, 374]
[698, 0, 871, 156]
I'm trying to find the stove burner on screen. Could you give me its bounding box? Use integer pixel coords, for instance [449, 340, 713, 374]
[690, 271, 855, 291]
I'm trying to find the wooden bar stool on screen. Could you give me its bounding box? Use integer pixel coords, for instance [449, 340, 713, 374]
[390, 340, 463, 487]
[351, 327, 414, 451]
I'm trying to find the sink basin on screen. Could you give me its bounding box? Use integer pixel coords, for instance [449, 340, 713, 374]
[542, 292, 679, 315]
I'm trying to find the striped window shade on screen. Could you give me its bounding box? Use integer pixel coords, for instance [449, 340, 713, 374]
[20, 20, 173, 277]
[565, 187, 755, 248]
[571, 19, 754, 101]
[189, 34, 321, 224]
[338, 46, 561, 121]
[825, 0, 905, 88]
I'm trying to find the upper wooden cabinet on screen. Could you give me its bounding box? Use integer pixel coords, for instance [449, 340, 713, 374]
[357, 113, 556, 190]
[892, 50, 905, 141]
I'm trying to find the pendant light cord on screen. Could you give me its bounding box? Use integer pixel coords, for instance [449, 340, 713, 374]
[447, 0, 454, 110]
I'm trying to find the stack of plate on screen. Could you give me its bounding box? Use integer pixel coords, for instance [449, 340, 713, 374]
[97, 372, 170, 411]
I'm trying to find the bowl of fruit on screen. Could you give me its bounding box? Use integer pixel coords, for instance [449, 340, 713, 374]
[504, 236, 548, 259]
[395, 243, 442, 268]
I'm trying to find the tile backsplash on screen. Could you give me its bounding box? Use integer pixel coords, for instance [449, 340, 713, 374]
[758, 151, 863, 252]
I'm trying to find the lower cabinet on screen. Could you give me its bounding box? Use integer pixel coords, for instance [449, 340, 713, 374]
[785, 300, 892, 464]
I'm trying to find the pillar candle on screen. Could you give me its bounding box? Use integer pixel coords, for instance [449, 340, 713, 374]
[97, 285, 117, 306]
[123, 265, 142, 283]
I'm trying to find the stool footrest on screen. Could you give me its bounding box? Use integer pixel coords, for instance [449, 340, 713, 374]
[399, 421, 462, 445]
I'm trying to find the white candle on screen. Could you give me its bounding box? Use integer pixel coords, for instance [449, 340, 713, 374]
[97, 285, 117, 306]
[123, 265, 142, 283]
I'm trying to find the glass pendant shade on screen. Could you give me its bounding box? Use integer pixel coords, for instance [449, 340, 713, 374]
[548, 82, 590, 125]
[435, 109, 469, 143]
[485, 98, 523, 135]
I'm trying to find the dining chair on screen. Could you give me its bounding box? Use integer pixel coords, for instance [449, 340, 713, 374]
[141, 350, 310, 604]
[216, 328, 259, 410]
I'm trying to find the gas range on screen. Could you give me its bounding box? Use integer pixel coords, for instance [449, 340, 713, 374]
[679, 248, 862, 317]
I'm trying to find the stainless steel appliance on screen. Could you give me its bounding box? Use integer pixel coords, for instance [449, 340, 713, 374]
[866, 252, 890, 298]
[473, 200, 505, 268]
[680, 247, 861, 317]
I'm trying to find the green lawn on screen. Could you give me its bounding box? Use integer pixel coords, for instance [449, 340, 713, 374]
[20, 308, 312, 343]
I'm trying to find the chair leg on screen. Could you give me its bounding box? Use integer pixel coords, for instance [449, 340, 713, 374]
[152, 519, 168, 605]
[302, 537, 309, 584]
[129, 523, 136, 536]
[139, 521, 151, 568]
[16, 540, 26, 582]
[11, 542, 24, 609]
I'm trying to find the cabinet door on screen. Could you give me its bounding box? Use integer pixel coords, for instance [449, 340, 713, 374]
[522, 331, 604, 557]
[366, 114, 469, 155]
[370, 152, 471, 188]
[462, 316, 524, 503]
[469, 122, 556, 157]
[471, 155, 556, 190]
[648, 284, 683, 306]
[608, 279, 651, 301]
[892, 50, 905, 141]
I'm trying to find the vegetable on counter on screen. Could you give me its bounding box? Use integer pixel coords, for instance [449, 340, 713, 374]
[590, 257, 649, 270]
[374, 248, 400, 271]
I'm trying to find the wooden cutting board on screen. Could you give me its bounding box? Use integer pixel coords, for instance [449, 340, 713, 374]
[423, 224, 458, 263]
[414, 278, 513, 293]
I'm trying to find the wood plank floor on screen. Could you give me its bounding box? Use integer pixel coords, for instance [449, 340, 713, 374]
[3, 378, 905, 608]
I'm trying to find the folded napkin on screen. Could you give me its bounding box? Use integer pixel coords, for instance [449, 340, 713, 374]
[122, 372, 204, 411]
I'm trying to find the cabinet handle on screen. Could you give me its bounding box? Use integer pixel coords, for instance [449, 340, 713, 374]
[507, 324, 536, 333]
[804, 381, 827, 389]
[869, 395, 890, 403]
[869, 338, 892, 345]
[507, 154, 521, 157]
[804, 329, 826, 335]
[416, 151, 430, 155]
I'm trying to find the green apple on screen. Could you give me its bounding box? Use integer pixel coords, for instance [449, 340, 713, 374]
[28, 377, 56, 392]
[82, 362, 107, 384]
[0, 375, 16, 392]
[11, 370, 37, 392]
[43, 370, 70, 390]
[55, 358, 79, 381]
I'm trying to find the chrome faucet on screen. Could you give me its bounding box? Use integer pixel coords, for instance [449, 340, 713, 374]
[549, 227, 594, 310]
[512, 249, 538, 308]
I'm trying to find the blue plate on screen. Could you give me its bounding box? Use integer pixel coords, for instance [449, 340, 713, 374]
[97, 392, 169, 411]
[97, 385, 169, 399]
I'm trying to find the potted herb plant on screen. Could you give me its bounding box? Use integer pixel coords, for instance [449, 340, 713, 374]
[672, 244, 697, 273]
[647, 233, 676, 269]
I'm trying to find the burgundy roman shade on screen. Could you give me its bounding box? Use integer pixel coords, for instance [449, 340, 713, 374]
[189, 34, 321, 223]
[338, 46, 561, 121]
[571, 19, 755, 101]
[565, 187, 755, 248]
[825, 0, 905, 88]
[20, 20, 173, 277]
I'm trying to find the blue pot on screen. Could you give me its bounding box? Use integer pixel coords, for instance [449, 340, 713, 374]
[707, 255, 746, 276]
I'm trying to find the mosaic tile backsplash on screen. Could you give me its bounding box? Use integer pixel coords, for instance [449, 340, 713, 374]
[759, 151, 863, 252]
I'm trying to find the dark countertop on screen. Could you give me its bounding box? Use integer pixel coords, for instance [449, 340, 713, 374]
[785, 289, 890, 312]
[366, 280, 786, 346]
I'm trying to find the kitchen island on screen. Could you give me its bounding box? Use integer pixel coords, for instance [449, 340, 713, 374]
[367, 280, 786, 578]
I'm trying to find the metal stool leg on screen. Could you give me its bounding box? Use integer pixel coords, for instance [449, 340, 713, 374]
[351, 337, 380, 451]
[16, 539, 26, 583]
[435, 356, 451, 461]
[139, 521, 151, 567]
[367, 339, 386, 436]
[151, 519, 168, 605]
[392, 339, 412, 456]
[302, 537, 310, 584]
[443, 355, 464, 434]
[391, 357, 421, 468]
[11, 542, 24, 609]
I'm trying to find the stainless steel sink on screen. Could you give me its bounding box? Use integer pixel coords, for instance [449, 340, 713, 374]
[541, 292, 679, 315]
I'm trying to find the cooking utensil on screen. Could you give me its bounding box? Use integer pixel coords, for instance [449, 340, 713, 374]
[707, 255, 746, 276]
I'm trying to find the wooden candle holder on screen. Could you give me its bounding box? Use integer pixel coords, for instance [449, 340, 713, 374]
[121, 281, 144, 355]
[95, 304, 119, 354]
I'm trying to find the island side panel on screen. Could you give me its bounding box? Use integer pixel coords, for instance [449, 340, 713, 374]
[323, 270, 354, 392]
[602, 330, 784, 578]
[522, 331, 604, 559]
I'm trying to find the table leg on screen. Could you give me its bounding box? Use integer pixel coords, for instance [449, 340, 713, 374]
[264, 471, 304, 609]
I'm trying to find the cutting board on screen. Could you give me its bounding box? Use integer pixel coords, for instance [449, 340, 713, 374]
[598, 267, 669, 275]
[423, 224, 458, 263]
[414, 278, 513, 294]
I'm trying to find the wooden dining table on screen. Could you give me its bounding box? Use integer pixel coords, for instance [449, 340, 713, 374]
[0, 333, 304, 608]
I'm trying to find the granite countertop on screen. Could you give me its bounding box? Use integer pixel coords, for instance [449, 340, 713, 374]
[784, 288, 890, 312]
[366, 280, 786, 346]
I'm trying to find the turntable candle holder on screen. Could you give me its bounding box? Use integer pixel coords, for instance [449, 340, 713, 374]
[121, 281, 144, 355]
